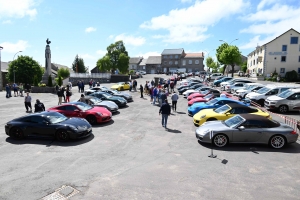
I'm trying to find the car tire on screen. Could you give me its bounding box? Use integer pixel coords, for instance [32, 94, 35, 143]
[206, 118, 217, 121]
[56, 130, 69, 141]
[213, 134, 228, 147]
[258, 99, 264, 107]
[120, 87, 124, 91]
[10, 127, 24, 139]
[269, 135, 286, 149]
[278, 105, 288, 113]
[86, 115, 97, 125]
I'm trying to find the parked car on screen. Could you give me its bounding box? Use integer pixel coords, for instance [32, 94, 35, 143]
[213, 77, 233, 87]
[187, 89, 220, 101]
[110, 82, 130, 91]
[84, 86, 109, 95]
[225, 82, 246, 93]
[195, 114, 298, 148]
[193, 103, 270, 127]
[234, 83, 264, 99]
[78, 96, 119, 113]
[264, 88, 300, 113]
[182, 86, 210, 98]
[89, 92, 127, 107]
[220, 79, 252, 91]
[101, 89, 133, 102]
[5, 111, 92, 141]
[209, 73, 223, 81]
[48, 102, 112, 125]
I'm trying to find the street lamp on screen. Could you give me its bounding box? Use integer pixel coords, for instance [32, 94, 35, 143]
[13, 51, 22, 83]
[0, 46, 3, 91]
[219, 38, 239, 44]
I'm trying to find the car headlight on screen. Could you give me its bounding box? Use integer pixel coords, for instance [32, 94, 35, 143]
[201, 115, 206, 119]
[68, 125, 78, 131]
[269, 101, 277, 104]
[96, 112, 103, 116]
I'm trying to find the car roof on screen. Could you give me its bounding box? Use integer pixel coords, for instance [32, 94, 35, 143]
[226, 103, 252, 110]
[288, 88, 300, 93]
[239, 114, 269, 121]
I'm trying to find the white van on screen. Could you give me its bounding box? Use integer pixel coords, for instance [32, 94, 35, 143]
[245, 84, 300, 106]
[264, 88, 300, 113]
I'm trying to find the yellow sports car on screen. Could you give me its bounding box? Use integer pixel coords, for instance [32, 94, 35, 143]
[110, 82, 130, 91]
[193, 103, 271, 127]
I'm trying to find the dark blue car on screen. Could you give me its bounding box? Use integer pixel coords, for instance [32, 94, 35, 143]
[213, 77, 233, 86]
[187, 97, 250, 116]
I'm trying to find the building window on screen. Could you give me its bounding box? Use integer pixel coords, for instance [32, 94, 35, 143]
[164, 61, 167, 65]
[298, 68, 300, 73]
[253, 60, 255, 65]
[282, 45, 287, 51]
[175, 61, 178, 65]
[182, 60, 186, 66]
[195, 60, 199, 64]
[291, 37, 298, 44]
[280, 68, 285, 73]
[175, 55, 178, 59]
[169, 61, 172, 65]
[189, 60, 192, 64]
[281, 56, 286, 62]
[164, 55, 167, 59]
[169, 55, 173, 59]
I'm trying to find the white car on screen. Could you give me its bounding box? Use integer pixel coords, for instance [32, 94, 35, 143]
[84, 86, 109, 95]
[235, 85, 264, 99]
[137, 70, 146, 75]
[183, 86, 211, 98]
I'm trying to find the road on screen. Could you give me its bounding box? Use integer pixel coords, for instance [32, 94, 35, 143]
[0, 74, 299, 200]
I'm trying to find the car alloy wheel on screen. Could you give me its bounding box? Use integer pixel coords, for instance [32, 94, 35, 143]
[56, 130, 69, 141]
[270, 135, 285, 149]
[10, 127, 24, 139]
[278, 105, 288, 113]
[86, 115, 97, 125]
[213, 134, 228, 147]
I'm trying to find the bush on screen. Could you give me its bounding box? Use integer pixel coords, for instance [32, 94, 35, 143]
[47, 75, 53, 87]
[57, 76, 62, 86]
[38, 83, 46, 87]
[33, 75, 39, 86]
[285, 70, 298, 82]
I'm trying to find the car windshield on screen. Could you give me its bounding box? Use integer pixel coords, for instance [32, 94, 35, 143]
[205, 98, 218, 105]
[201, 90, 209, 94]
[277, 90, 293, 98]
[75, 103, 93, 111]
[118, 82, 124, 85]
[224, 115, 245, 128]
[45, 112, 68, 124]
[256, 87, 270, 94]
[204, 94, 213, 99]
[215, 104, 231, 114]
[90, 97, 101, 104]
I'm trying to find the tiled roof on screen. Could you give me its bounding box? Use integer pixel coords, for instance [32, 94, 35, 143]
[129, 57, 142, 64]
[183, 53, 204, 58]
[146, 56, 161, 64]
[161, 48, 184, 55]
[140, 58, 147, 65]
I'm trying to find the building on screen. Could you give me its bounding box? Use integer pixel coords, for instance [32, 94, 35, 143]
[225, 55, 247, 73]
[247, 28, 300, 77]
[138, 58, 147, 71]
[161, 48, 204, 73]
[145, 56, 161, 74]
[128, 57, 143, 71]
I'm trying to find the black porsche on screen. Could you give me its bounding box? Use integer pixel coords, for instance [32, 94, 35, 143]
[5, 111, 92, 141]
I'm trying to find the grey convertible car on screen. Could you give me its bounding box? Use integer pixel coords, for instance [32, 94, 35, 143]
[78, 96, 119, 113]
[195, 114, 298, 149]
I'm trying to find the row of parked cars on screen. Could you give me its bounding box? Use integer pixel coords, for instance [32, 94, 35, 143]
[5, 85, 133, 142]
[176, 77, 299, 149]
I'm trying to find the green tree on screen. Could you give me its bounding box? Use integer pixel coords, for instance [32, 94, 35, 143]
[205, 56, 214, 72]
[47, 75, 53, 87]
[7, 55, 43, 84]
[57, 68, 70, 79]
[216, 43, 229, 75]
[241, 61, 247, 73]
[219, 45, 242, 77]
[72, 55, 88, 73]
[96, 40, 130, 74]
[57, 76, 63, 86]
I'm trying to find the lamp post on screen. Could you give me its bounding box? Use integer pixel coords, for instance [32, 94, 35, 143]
[13, 51, 22, 83]
[219, 38, 239, 44]
[0, 46, 3, 91]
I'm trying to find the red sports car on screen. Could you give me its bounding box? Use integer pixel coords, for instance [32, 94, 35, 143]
[188, 94, 215, 106]
[187, 91, 210, 101]
[47, 102, 112, 125]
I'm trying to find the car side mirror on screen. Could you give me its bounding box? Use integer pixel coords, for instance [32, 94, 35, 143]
[238, 126, 245, 131]
[225, 112, 230, 115]
[74, 109, 80, 112]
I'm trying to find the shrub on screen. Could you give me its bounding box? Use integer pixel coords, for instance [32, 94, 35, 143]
[47, 75, 53, 87]
[33, 75, 39, 86]
[285, 70, 298, 82]
[57, 76, 63, 86]
[38, 83, 46, 87]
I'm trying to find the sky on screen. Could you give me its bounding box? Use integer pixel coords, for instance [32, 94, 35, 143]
[1, 0, 300, 72]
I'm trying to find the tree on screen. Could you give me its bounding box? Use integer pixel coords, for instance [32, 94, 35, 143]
[47, 75, 53, 87]
[216, 43, 229, 75]
[205, 56, 214, 72]
[219, 45, 242, 77]
[241, 61, 247, 73]
[96, 40, 130, 74]
[57, 68, 70, 79]
[7, 55, 43, 84]
[72, 55, 88, 73]
[57, 76, 63, 86]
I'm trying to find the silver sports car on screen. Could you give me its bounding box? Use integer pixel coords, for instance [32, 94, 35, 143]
[78, 96, 119, 113]
[195, 114, 298, 149]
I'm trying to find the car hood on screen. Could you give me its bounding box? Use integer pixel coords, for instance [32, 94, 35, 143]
[58, 117, 91, 129]
[189, 102, 211, 110]
[111, 85, 121, 88]
[236, 89, 248, 93]
[266, 95, 284, 101]
[95, 101, 118, 108]
[89, 106, 112, 115]
[246, 92, 260, 98]
[196, 121, 230, 134]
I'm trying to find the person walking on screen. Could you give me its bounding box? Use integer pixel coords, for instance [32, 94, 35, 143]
[159, 99, 171, 129]
[159, 90, 167, 107]
[140, 84, 144, 98]
[13, 83, 18, 97]
[66, 87, 72, 102]
[5, 84, 10, 98]
[129, 81, 132, 92]
[61, 86, 66, 102]
[19, 83, 24, 97]
[153, 87, 158, 105]
[57, 87, 63, 105]
[24, 92, 32, 112]
[34, 99, 45, 112]
[171, 91, 179, 112]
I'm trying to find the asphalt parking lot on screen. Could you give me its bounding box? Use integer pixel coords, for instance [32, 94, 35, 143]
[0, 74, 300, 200]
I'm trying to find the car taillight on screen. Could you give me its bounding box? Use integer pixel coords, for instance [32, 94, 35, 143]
[291, 130, 297, 134]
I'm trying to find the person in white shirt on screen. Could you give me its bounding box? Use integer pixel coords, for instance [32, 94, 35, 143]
[171, 91, 179, 112]
[24, 92, 32, 112]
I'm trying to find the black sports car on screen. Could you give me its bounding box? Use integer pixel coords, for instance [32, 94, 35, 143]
[101, 89, 133, 102]
[88, 92, 127, 107]
[5, 111, 92, 141]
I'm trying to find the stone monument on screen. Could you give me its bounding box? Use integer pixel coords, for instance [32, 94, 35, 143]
[42, 38, 53, 83]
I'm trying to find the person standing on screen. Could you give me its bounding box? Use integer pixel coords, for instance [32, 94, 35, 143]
[159, 90, 167, 107]
[66, 87, 72, 102]
[13, 83, 18, 97]
[153, 87, 158, 105]
[140, 84, 144, 98]
[61, 86, 66, 102]
[24, 92, 32, 112]
[77, 81, 80, 92]
[34, 99, 45, 112]
[19, 83, 24, 97]
[79, 94, 86, 102]
[57, 87, 63, 105]
[171, 91, 179, 112]
[159, 99, 171, 129]
[5, 84, 10, 98]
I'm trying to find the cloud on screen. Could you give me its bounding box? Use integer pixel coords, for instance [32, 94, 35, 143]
[85, 27, 96, 33]
[257, 0, 277, 10]
[140, 0, 248, 43]
[2, 20, 11, 24]
[79, 54, 95, 60]
[135, 51, 160, 59]
[113, 34, 146, 46]
[108, 35, 114, 39]
[0, 40, 29, 53]
[96, 50, 106, 56]
[0, 0, 38, 20]
[181, 0, 193, 3]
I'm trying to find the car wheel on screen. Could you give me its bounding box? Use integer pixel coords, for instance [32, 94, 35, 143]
[86, 115, 97, 125]
[269, 135, 286, 149]
[278, 105, 288, 113]
[120, 87, 124, 91]
[10, 127, 24, 139]
[206, 118, 217, 121]
[258, 99, 264, 107]
[56, 130, 69, 141]
[213, 134, 228, 147]
[243, 94, 247, 99]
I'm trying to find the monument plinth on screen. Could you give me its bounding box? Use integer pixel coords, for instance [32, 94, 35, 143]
[42, 38, 54, 84]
